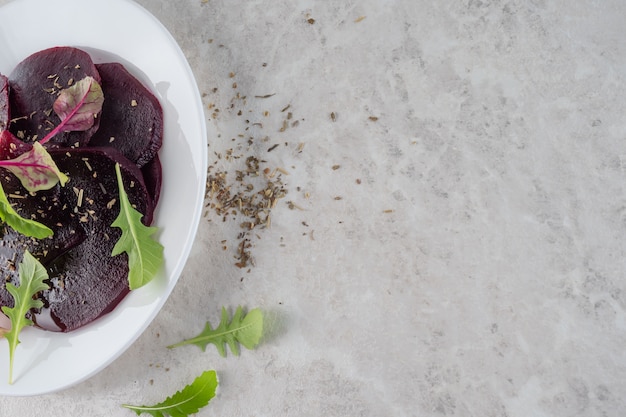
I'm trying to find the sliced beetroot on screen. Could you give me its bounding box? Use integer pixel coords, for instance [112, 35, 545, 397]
[89, 63, 163, 168]
[0, 74, 8, 131]
[141, 153, 162, 207]
[0, 47, 164, 332]
[0, 130, 31, 160]
[0, 169, 87, 312]
[8, 47, 101, 147]
[34, 147, 153, 332]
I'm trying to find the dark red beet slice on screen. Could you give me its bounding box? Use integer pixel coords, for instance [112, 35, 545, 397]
[0, 129, 32, 160]
[8, 47, 101, 147]
[0, 169, 87, 314]
[35, 147, 154, 332]
[0, 74, 8, 131]
[0, 47, 164, 332]
[141, 153, 162, 207]
[89, 63, 163, 168]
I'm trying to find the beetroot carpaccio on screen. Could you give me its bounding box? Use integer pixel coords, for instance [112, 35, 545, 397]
[0, 46, 163, 332]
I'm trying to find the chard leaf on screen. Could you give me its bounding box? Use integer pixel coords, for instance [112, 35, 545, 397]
[111, 163, 163, 290]
[40, 76, 104, 144]
[0, 180, 52, 238]
[122, 370, 218, 417]
[168, 306, 264, 357]
[1, 251, 49, 384]
[0, 142, 68, 191]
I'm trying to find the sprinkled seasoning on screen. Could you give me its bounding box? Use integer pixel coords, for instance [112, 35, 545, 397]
[255, 93, 275, 99]
[202, 66, 311, 268]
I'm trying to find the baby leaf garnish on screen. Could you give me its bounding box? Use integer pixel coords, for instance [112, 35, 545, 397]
[0, 142, 68, 192]
[1, 250, 49, 384]
[0, 181, 52, 238]
[39, 76, 104, 145]
[122, 370, 218, 417]
[111, 163, 163, 290]
[167, 306, 264, 357]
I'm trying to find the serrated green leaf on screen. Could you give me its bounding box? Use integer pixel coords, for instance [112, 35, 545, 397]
[122, 370, 218, 417]
[167, 306, 264, 357]
[0, 181, 52, 239]
[111, 163, 163, 290]
[1, 251, 50, 384]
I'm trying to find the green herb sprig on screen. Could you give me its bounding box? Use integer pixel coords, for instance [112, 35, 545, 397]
[167, 306, 264, 356]
[122, 370, 218, 417]
[111, 163, 164, 290]
[1, 251, 50, 384]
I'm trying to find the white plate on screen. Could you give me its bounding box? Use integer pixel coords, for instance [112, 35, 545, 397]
[0, 0, 207, 395]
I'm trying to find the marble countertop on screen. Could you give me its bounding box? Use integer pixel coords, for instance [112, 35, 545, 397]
[2, 0, 626, 415]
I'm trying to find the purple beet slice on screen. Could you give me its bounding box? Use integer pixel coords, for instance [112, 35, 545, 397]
[0, 74, 8, 131]
[8, 46, 101, 147]
[34, 147, 154, 332]
[142, 153, 162, 207]
[0, 129, 35, 161]
[89, 63, 163, 168]
[0, 168, 88, 314]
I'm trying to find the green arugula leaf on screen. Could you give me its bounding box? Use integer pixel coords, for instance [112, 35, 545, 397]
[111, 163, 163, 290]
[167, 306, 264, 357]
[0, 142, 68, 192]
[122, 370, 218, 417]
[1, 251, 50, 384]
[0, 181, 52, 239]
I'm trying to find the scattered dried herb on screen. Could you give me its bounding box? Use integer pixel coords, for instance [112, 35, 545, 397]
[206, 156, 288, 268]
[203, 62, 308, 268]
[254, 93, 275, 99]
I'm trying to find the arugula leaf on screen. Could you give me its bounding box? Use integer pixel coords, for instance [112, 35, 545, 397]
[167, 306, 264, 357]
[122, 370, 218, 417]
[0, 181, 52, 239]
[39, 76, 104, 144]
[111, 163, 163, 290]
[0, 142, 68, 192]
[1, 251, 49, 384]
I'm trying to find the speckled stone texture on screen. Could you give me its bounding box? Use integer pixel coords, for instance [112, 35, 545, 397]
[2, 0, 626, 415]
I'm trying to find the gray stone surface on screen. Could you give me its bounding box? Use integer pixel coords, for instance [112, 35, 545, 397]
[2, 0, 626, 415]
